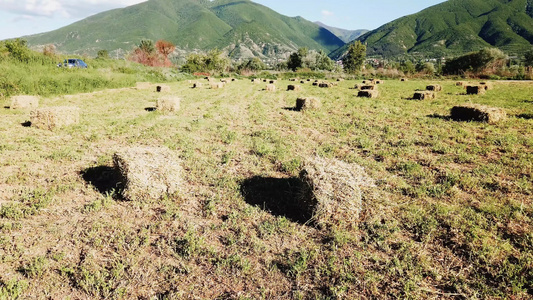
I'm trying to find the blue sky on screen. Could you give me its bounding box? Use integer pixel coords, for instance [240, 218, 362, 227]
[0, 0, 447, 40]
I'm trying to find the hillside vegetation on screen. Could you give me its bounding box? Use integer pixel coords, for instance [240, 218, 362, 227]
[24, 0, 345, 62]
[0, 65, 532, 298]
[332, 0, 533, 59]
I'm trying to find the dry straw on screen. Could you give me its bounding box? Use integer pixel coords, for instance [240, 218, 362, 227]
[135, 82, 152, 90]
[298, 157, 375, 229]
[358, 90, 379, 98]
[413, 91, 436, 100]
[296, 97, 321, 110]
[113, 146, 182, 201]
[451, 104, 506, 124]
[266, 84, 276, 92]
[157, 96, 181, 113]
[30, 106, 80, 130]
[10, 95, 39, 110]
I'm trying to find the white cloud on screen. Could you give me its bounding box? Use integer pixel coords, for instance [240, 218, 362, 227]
[321, 10, 334, 17]
[0, 0, 147, 18]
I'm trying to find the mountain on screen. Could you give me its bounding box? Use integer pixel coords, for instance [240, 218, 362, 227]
[24, 0, 345, 62]
[331, 0, 533, 59]
[314, 22, 368, 43]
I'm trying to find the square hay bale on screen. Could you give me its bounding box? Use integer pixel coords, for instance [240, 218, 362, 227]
[413, 91, 436, 100]
[456, 81, 466, 86]
[479, 82, 493, 90]
[252, 79, 260, 84]
[210, 82, 225, 89]
[30, 106, 80, 130]
[400, 78, 408, 82]
[357, 90, 379, 98]
[136, 82, 152, 90]
[336, 78, 344, 82]
[289, 78, 297, 82]
[375, 80, 383, 84]
[266, 84, 276, 92]
[451, 104, 506, 124]
[466, 85, 486, 95]
[10, 95, 39, 109]
[113, 146, 182, 201]
[318, 83, 332, 88]
[312, 82, 319, 86]
[296, 97, 321, 111]
[360, 85, 376, 90]
[298, 157, 374, 228]
[156, 85, 171, 92]
[156, 96, 181, 113]
[193, 82, 203, 88]
[269, 80, 277, 84]
[300, 80, 306, 84]
[426, 84, 442, 92]
[287, 85, 301, 91]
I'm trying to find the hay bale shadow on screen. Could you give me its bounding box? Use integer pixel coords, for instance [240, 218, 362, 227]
[21, 121, 32, 127]
[427, 113, 451, 121]
[145, 107, 157, 112]
[516, 113, 533, 120]
[80, 166, 123, 198]
[283, 107, 300, 112]
[240, 176, 310, 224]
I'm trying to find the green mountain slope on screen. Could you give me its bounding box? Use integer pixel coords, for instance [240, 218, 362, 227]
[315, 22, 368, 43]
[24, 0, 345, 61]
[331, 0, 533, 59]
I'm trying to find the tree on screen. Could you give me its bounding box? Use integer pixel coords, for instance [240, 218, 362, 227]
[524, 48, 533, 67]
[315, 50, 334, 71]
[343, 41, 366, 73]
[238, 57, 266, 72]
[155, 40, 175, 66]
[97, 50, 109, 59]
[443, 48, 507, 75]
[181, 49, 230, 74]
[287, 52, 302, 71]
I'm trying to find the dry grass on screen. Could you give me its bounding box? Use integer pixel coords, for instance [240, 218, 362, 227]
[10, 95, 39, 110]
[156, 96, 181, 113]
[298, 156, 374, 229]
[29, 106, 80, 130]
[113, 146, 182, 201]
[450, 103, 507, 123]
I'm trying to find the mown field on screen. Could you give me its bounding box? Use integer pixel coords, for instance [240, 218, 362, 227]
[0, 77, 532, 299]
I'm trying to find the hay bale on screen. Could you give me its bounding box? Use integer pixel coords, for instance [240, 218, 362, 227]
[312, 82, 319, 86]
[375, 80, 383, 84]
[113, 146, 182, 201]
[287, 85, 301, 91]
[10, 95, 39, 109]
[156, 96, 181, 113]
[289, 78, 297, 82]
[466, 85, 486, 95]
[400, 78, 408, 82]
[252, 79, 260, 84]
[156, 85, 171, 92]
[30, 106, 80, 130]
[296, 97, 321, 111]
[479, 82, 493, 90]
[413, 91, 436, 100]
[210, 82, 225, 89]
[456, 81, 466, 86]
[360, 85, 376, 90]
[266, 84, 276, 92]
[451, 104, 506, 124]
[318, 83, 332, 88]
[426, 84, 442, 92]
[136, 82, 152, 90]
[298, 157, 374, 228]
[269, 80, 277, 84]
[300, 80, 306, 84]
[336, 78, 344, 82]
[357, 90, 379, 98]
[193, 82, 202, 88]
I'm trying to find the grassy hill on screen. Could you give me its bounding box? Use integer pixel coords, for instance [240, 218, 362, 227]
[24, 0, 345, 61]
[331, 0, 533, 59]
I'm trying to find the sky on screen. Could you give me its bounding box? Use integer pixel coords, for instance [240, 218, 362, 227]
[0, 0, 447, 40]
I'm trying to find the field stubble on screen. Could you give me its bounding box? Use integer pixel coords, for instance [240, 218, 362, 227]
[0, 78, 532, 299]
